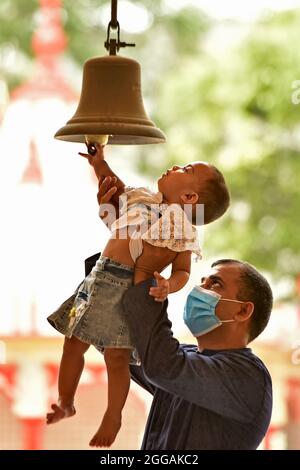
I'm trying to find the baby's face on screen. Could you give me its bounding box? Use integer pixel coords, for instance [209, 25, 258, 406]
[157, 161, 214, 204]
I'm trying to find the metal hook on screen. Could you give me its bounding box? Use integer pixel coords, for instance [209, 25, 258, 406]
[104, 0, 135, 55]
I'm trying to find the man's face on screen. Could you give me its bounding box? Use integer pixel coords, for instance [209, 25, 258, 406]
[157, 161, 214, 203]
[199, 263, 244, 321]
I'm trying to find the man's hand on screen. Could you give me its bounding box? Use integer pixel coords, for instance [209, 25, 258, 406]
[97, 176, 118, 206]
[149, 271, 170, 302]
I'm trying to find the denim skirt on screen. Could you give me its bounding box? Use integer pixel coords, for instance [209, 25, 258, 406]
[47, 256, 140, 364]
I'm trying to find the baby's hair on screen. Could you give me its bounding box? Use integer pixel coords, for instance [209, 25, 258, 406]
[193, 166, 230, 225]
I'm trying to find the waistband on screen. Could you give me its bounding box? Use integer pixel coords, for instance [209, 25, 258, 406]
[94, 255, 134, 273]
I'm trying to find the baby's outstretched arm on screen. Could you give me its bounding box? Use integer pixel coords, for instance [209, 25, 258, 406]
[149, 251, 191, 302]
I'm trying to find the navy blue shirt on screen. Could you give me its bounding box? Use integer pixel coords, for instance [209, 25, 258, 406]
[122, 280, 273, 450]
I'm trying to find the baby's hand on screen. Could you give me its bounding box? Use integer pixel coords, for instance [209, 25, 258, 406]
[149, 272, 170, 302]
[79, 142, 105, 160]
[79, 143, 105, 179]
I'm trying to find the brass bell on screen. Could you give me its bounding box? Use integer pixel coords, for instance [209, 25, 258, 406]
[54, 55, 166, 145]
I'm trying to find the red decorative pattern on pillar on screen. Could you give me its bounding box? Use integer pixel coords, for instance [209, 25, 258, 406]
[21, 418, 45, 450]
[263, 424, 283, 450]
[286, 378, 300, 449]
[287, 378, 300, 421]
[0, 364, 18, 402]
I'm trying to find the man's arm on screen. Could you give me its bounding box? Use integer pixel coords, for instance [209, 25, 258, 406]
[122, 280, 267, 423]
[129, 365, 156, 395]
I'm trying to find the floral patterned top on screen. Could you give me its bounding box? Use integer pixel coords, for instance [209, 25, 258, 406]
[109, 186, 202, 262]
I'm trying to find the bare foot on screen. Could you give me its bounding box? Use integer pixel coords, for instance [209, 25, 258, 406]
[46, 403, 76, 425]
[89, 410, 121, 448]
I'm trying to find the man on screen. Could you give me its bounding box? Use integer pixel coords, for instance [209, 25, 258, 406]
[93, 176, 273, 450]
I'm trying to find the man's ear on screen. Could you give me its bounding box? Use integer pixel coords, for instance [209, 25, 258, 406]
[180, 191, 199, 204]
[236, 302, 254, 322]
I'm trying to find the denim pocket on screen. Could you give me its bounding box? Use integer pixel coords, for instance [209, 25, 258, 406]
[95, 272, 132, 289]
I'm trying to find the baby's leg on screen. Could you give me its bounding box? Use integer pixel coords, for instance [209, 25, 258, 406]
[47, 336, 90, 424]
[89, 348, 131, 447]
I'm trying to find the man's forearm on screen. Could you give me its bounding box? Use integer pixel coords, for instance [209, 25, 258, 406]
[123, 280, 182, 379]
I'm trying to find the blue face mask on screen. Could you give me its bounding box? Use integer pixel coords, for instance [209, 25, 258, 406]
[183, 286, 244, 337]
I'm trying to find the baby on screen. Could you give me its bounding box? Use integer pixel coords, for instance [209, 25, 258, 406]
[47, 143, 230, 448]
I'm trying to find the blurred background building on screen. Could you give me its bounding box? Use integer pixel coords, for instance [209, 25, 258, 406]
[0, 0, 299, 449]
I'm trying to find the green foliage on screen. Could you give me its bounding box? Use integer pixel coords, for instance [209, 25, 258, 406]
[143, 9, 300, 278]
[0, 0, 36, 56]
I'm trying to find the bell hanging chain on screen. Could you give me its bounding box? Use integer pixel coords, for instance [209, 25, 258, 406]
[104, 0, 135, 55]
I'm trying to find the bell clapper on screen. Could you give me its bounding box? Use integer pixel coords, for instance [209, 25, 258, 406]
[85, 134, 109, 155]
